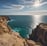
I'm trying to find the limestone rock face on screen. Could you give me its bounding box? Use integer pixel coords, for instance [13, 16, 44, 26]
[0, 16, 41, 46]
[29, 23, 47, 46]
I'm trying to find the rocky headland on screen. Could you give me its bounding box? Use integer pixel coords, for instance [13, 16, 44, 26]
[0, 16, 41, 46]
[29, 23, 47, 46]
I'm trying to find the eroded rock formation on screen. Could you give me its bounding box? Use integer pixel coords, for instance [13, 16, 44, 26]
[29, 23, 47, 46]
[0, 16, 41, 46]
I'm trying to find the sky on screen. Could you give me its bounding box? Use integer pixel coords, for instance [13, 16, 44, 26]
[0, 0, 47, 15]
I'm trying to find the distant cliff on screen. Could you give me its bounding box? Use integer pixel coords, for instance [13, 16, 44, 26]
[0, 16, 41, 46]
[29, 23, 47, 46]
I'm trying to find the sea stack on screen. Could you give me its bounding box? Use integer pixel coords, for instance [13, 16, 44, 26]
[29, 23, 47, 46]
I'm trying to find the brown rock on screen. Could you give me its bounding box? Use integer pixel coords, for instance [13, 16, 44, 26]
[0, 32, 41, 46]
[0, 16, 11, 34]
[26, 40, 37, 46]
[29, 23, 47, 46]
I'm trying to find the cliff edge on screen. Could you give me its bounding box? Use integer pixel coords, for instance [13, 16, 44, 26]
[29, 23, 47, 46]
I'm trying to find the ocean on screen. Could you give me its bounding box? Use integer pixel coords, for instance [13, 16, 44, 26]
[8, 15, 47, 38]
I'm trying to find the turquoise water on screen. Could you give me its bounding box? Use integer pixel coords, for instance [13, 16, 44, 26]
[8, 15, 33, 38]
[8, 15, 47, 38]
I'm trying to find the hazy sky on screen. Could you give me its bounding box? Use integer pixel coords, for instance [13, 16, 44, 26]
[0, 0, 47, 15]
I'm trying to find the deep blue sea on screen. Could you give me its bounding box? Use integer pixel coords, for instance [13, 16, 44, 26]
[8, 15, 47, 38]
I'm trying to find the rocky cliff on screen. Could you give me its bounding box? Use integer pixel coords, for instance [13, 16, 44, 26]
[29, 23, 47, 46]
[0, 16, 41, 46]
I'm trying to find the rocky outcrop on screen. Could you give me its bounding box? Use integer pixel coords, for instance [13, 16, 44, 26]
[0, 16, 41, 46]
[0, 32, 41, 46]
[29, 23, 47, 46]
[0, 16, 11, 34]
